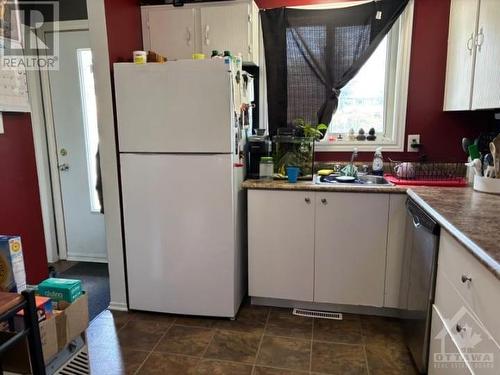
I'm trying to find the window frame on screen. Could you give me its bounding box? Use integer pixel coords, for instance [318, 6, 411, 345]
[314, 0, 414, 152]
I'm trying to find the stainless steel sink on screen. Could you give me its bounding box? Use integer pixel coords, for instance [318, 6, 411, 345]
[316, 174, 393, 186]
[357, 175, 392, 185]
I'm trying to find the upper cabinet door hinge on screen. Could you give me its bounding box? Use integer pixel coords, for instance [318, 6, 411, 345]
[248, 14, 252, 23]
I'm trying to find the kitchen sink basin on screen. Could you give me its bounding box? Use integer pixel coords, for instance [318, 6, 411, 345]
[316, 174, 393, 186]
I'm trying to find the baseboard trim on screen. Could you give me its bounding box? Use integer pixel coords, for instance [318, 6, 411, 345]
[108, 301, 128, 311]
[250, 297, 401, 318]
[66, 255, 108, 263]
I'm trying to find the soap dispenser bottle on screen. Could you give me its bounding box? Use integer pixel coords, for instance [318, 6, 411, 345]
[372, 147, 384, 176]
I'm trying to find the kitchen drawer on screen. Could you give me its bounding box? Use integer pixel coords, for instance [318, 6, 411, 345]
[434, 267, 499, 374]
[429, 305, 473, 375]
[438, 230, 500, 342]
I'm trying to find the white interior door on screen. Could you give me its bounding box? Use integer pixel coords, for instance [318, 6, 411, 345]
[200, 4, 250, 59]
[147, 8, 196, 60]
[46, 29, 107, 262]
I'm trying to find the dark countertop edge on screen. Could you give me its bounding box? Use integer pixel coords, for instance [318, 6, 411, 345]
[241, 180, 408, 194]
[407, 188, 500, 280]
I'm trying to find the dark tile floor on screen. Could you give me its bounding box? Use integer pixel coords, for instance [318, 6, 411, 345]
[87, 303, 419, 375]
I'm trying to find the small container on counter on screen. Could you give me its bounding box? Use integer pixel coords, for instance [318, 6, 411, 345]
[133, 50, 147, 64]
[259, 157, 274, 180]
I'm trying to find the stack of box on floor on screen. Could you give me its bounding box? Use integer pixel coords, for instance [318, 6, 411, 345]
[0, 235, 89, 374]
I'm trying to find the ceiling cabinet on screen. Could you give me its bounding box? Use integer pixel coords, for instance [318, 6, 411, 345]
[141, 0, 259, 65]
[444, 0, 500, 111]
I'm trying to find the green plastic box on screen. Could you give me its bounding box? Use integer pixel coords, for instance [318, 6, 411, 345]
[38, 278, 82, 303]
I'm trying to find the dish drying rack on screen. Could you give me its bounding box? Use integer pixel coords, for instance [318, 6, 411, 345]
[386, 158, 468, 187]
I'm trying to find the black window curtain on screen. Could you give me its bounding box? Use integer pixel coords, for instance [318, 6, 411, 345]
[261, 0, 409, 135]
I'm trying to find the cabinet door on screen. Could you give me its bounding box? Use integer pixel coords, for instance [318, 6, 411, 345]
[314, 193, 389, 307]
[147, 8, 196, 60]
[428, 306, 473, 375]
[200, 3, 250, 61]
[443, 0, 479, 111]
[472, 0, 500, 109]
[248, 190, 315, 301]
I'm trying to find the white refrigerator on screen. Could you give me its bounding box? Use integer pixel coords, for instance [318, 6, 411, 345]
[114, 60, 245, 318]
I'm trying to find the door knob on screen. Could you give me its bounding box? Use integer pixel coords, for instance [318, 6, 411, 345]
[321, 198, 327, 205]
[304, 197, 311, 204]
[58, 163, 70, 172]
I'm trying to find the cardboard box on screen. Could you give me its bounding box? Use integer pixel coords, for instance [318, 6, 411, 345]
[0, 235, 26, 292]
[54, 292, 89, 350]
[0, 314, 58, 373]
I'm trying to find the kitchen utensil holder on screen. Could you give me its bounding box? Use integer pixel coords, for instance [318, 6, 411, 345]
[473, 175, 500, 195]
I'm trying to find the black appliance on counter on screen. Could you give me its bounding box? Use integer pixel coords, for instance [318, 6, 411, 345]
[246, 132, 271, 179]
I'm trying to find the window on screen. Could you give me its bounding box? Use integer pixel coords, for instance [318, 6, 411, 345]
[77, 48, 101, 213]
[315, 1, 414, 152]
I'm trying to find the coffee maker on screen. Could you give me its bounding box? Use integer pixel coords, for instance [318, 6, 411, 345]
[246, 130, 272, 179]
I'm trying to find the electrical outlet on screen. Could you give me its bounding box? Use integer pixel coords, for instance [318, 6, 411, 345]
[407, 134, 420, 152]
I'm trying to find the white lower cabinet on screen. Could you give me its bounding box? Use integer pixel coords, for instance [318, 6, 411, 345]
[248, 190, 315, 301]
[314, 192, 389, 307]
[429, 305, 473, 375]
[248, 189, 399, 308]
[429, 229, 500, 374]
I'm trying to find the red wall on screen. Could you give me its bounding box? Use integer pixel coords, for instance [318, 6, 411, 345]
[102, 0, 497, 163]
[0, 113, 48, 284]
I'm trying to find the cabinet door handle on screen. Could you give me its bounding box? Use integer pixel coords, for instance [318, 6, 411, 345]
[321, 198, 327, 205]
[456, 323, 466, 333]
[304, 197, 311, 204]
[205, 24, 210, 46]
[186, 27, 192, 46]
[466, 32, 474, 55]
[475, 27, 484, 52]
[461, 274, 472, 283]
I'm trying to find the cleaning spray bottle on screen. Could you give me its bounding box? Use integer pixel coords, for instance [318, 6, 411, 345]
[372, 147, 384, 176]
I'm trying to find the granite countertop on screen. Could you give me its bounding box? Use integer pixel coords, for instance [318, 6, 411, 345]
[241, 179, 408, 193]
[408, 187, 500, 280]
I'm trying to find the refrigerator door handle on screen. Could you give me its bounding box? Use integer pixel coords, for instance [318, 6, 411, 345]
[205, 24, 210, 46]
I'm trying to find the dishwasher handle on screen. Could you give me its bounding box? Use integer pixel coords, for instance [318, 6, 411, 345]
[406, 198, 440, 235]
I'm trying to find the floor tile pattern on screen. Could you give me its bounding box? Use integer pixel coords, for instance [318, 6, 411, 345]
[87, 304, 419, 374]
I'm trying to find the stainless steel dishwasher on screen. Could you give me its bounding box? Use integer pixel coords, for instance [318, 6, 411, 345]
[400, 198, 440, 374]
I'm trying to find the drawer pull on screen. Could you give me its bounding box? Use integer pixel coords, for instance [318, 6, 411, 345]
[461, 275, 472, 283]
[456, 323, 466, 333]
[321, 198, 327, 205]
[305, 197, 311, 204]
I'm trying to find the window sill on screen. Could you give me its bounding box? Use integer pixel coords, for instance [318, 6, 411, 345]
[315, 139, 405, 152]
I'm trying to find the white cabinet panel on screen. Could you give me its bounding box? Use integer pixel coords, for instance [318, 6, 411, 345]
[147, 8, 196, 60]
[429, 306, 473, 375]
[443, 0, 479, 111]
[384, 194, 408, 308]
[472, 0, 500, 109]
[248, 190, 315, 301]
[314, 192, 389, 307]
[201, 3, 251, 60]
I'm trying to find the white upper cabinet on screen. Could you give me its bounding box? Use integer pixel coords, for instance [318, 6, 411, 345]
[142, 0, 259, 65]
[443, 0, 479, 111]
[444, 0, 500, 110]
[471, 0, 500, 109]
[146, 8, 196, 60]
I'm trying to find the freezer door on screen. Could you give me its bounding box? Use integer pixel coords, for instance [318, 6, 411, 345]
[114, 60, 233, 153]
[120, 153, 238, 317]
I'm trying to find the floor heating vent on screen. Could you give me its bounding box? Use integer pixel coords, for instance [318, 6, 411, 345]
[55, 346, 90, 375]
[293, 308, 343, 320]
